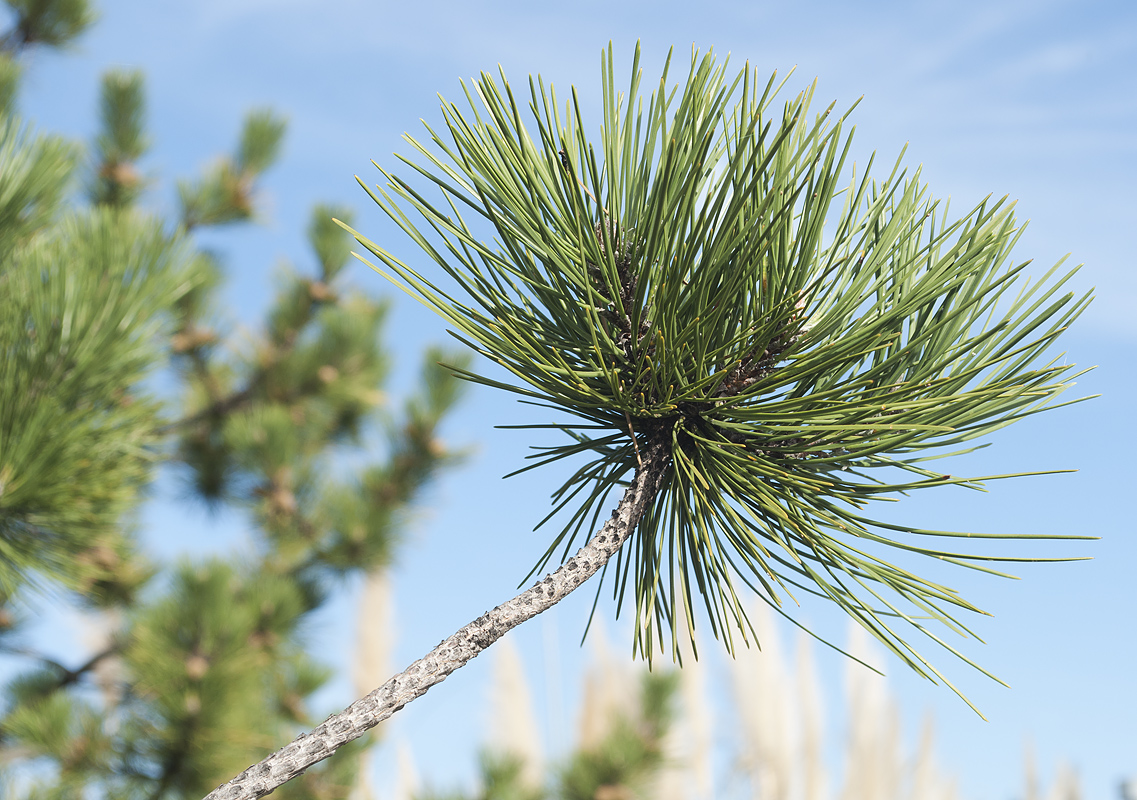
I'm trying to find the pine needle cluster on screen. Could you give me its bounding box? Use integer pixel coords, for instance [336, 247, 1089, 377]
[352, 43, 1093, 704]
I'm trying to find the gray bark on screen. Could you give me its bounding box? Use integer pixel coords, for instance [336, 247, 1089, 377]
[203, 443, 670, 800]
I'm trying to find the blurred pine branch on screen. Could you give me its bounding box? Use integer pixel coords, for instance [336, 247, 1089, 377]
[0, 2, 468, 798]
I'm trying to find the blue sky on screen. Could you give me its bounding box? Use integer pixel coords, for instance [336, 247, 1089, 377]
[15, 0, 1136, 798]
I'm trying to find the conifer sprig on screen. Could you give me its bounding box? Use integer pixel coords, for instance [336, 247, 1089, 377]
[349, 43, 1093, 703]
[178, 109, 286, 230]
[91, 69, 147, 206]
[0, 0, 94, 51]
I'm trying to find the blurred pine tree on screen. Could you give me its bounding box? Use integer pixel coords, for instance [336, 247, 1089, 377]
[0, 2, 467, 798]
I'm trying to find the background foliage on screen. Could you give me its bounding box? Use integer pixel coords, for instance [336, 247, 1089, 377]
[408, 612, 1089, 800]
[0, 1, 466, 796]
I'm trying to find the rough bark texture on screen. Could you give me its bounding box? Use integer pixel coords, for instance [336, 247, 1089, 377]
[203, 443, 670, 800]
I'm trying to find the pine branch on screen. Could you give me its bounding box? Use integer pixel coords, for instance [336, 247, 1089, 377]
[157, 383, 254, 435]
[44, 642, 122, 693]
[203, 442, 670, 800]
[0, 0, 95, 53]
[163, 269, 343, 437]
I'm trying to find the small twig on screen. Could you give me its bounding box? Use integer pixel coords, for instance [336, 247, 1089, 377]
[0, 642, 122, 698]
[156, 385, 256, 435]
